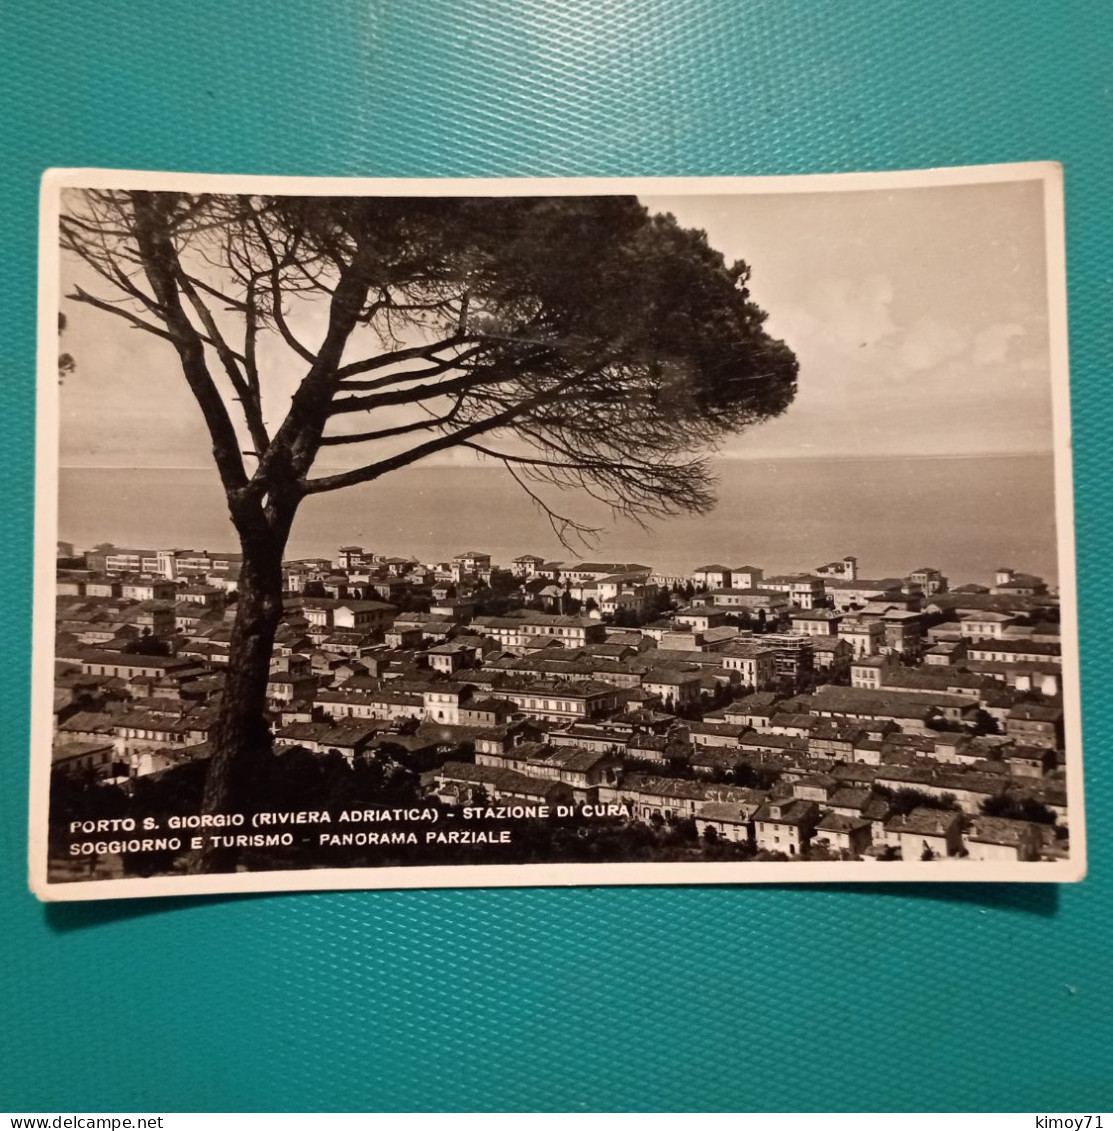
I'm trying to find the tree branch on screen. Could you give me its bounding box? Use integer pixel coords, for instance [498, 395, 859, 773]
[319, 391, 469, 446]
[499, 460, 601, 551]
[334, 335, 472, 380]
[175, 269, 270, 453]
[128, 191, 249, 493]
[302, 375, 581, 494]
[337, 346, 484, 391]
[250, 212, 317, 364]
[328, 368, 494, 414]
[68, 286, 177, 342]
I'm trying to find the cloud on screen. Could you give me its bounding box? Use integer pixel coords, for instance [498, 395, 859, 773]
[770, 273, 898, 358]
[897, 316, 969, 372]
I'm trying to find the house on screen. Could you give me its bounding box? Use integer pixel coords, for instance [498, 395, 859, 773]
[807, 720, 865, 760]
[908, 567, 948, 596]
[336, 545, 368, 570]
[760, 633, 815, 678]
[963, 815, 1049, 862]
[882, 610, 924, 656]
[695, 793, 767, 842]
[332, 601, 396, 634]
[706, 588, 788, 616]
[810, 637, 852, 673]
[687, 720, 747, 750]
[266, 672, 319, 705]
[1003, 746, 1055, 778]
[788, 609, 844, 637]
[641, 668, 703, 708]
[758, 574, 825, 609]
[812, 812, 872, 858]
[960, 612, 1016, 640]
[511, 554, 546, 578]
[924, 640, 966, 666]
[717, 642, 777, 688]
[483, 678, 624, 723]
[792, 774, 838, 802]
[885, 807, 963, 860]
[518, 744, 622, 798]
[424, 640, 482, 674]
[991, 568, 1047, 597]
[422, 683, 473, 725]
[850, 656, 888, 689]
[608, 775, 755, 823]
[730, 565, 764, 589]
[838, 616, 886, 657]
[966, 639, 1061, 665]
[814, 556, 858, 582]
[469, 611, 606, 650]
[429, 597, 475, 621]
[752, 798, 821, 857]
[692, 564, 733, 591]
[454, 551, 492, 573]
[66, 650, 204, 683]
[315, 686, 426, 723]
[273, 721, 381, 764]
[121, 579, 178, 602]
[1005, 704, 1063, 748]
[427, 761, 571, 806]
[626, 732, 671, 764]
[453, 696, 511, 728]
[472, 719, 545, 756]
[300, 598, 395, 635]
[52, 739, 121, 779]
[673, 607, 729, 632]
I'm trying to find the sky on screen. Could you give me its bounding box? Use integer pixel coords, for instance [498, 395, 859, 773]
[57, 177, 1054, 468]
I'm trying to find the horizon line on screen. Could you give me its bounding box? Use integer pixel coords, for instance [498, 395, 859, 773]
[59, 448, 1055, 472]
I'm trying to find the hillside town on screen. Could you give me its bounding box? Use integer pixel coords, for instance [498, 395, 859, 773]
[51, 542, 1070, 867]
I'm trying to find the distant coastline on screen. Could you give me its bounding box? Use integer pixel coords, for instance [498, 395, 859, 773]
[59, 449, 1058, 473]
[58, 452, 1060, 587]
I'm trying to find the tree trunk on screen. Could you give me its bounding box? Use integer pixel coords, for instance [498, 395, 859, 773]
[186, 511, 291, 875]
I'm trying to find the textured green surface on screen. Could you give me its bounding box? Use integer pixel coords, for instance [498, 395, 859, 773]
[2, 0, 1111, 1113]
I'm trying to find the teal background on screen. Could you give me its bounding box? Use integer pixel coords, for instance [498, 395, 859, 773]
[2, 0, 1111, 1113]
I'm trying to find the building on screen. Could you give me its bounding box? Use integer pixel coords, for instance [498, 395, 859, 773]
[759, 633, 815, 679]
[814, 555, 858, 582]
[511, 554, 546, 578]
[730, 565, 764, 589]
[909, 567, 948, 596]
[454, 550, 492, 573]
[838, 616, 887, 658]
[963, 815, 1048, 862]
[812, 812, 872, 858]
[758, 574, 825, 609]
[991, 568, 1048, 597]
[692, 564, 733, 590]
[717, 642, 777, 688]
[788, 609, 844, 636]
[336, 546, 369, 570]
[753, 798, 820, 857]
[484, 679, 624, 724]
[960, 612, 1016, 640]
[1005, 704, 1063, 748]
[695, 794, 767, 842]
[823, 578, 906, 612]
[428, 761, 572, 806]
[470, 612, 606, 650]
[885, 808, 963, 859]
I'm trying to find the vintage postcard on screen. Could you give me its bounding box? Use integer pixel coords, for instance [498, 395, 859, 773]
[30, 163, 1084, 900]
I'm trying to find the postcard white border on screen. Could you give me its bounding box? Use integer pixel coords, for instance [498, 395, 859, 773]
[30, 162, 1086, 900]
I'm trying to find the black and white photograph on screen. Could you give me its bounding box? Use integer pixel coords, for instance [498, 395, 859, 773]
[30, 164, 1083, 899]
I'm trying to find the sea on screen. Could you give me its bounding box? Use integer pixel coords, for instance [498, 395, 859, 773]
[58, 453, 1061, 589]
